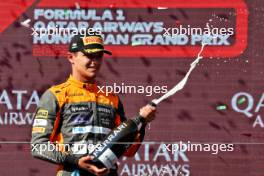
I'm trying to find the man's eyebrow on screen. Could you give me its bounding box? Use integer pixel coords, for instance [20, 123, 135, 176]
[83, 54, 98, 58]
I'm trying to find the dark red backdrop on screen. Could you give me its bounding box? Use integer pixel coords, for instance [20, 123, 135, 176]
[0, 0, 263, 175]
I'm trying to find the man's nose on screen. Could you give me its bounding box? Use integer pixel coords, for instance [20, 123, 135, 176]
[90, 59, 100, 66]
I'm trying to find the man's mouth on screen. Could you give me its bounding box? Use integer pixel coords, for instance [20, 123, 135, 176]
[87, 67, 97, 71]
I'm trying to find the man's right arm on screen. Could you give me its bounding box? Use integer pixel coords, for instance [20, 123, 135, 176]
[31, 90, 109, 175]
[30, 90, 79, 167]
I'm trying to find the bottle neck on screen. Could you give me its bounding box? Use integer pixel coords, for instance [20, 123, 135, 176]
[132, 115, 147, 125]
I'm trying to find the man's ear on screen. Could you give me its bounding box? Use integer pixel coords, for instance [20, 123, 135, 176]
[67, 52, 75, 64]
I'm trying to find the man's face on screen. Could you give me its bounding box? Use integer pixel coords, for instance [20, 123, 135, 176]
[68, 51, 103, 81]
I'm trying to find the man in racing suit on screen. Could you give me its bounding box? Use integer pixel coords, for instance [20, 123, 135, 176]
[31, 33, 156, 176]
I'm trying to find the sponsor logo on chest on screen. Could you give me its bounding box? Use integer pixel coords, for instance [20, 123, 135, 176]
[70, 105, 90, 113]
[97, 107, 111, 114]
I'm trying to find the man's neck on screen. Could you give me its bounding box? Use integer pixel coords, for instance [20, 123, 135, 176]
[71, 73, 95, 84]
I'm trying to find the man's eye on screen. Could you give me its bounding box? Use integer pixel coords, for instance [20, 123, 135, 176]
[96, 53, 104, 58]
[95, 55, 103, 59]
[83, 53, 103, 59]
[83, 54, 93, 58]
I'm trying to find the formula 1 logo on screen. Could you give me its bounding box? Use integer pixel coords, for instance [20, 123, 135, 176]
[32, 0, 248, 58]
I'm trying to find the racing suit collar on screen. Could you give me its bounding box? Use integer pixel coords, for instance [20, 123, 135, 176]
[67, 75, 98, 91]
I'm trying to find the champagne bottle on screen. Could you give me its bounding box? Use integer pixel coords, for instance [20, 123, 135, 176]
[89, 115, 146, 169]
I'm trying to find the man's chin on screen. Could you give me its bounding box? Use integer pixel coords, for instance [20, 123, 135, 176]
[84, 72, 97, 80]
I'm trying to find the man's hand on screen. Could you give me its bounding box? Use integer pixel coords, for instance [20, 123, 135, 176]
[78, 156, 109, 176]
[139, 104, 156, 123]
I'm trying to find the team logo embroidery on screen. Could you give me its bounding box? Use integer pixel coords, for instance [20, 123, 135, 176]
[69, 111, 93, 126]
[70, 105, 90, 113]
[32, 127, 45, 133]
[33, 119, 48, 126]
[35, 109, 48, 119]
[83, 36, 103, 46]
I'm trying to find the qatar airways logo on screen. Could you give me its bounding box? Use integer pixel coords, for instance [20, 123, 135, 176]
[120, 143, 190, 176]
[231, 92, 264, 128]
[0, 89, 40, 125]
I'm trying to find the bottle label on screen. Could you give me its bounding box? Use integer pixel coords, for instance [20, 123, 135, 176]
[98, 148, 118, 169]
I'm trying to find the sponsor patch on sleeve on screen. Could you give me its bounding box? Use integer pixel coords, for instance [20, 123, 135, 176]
[33, 119, 48, 127]
[35, 109, 49, 119]
[32, 127, 46, 133]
